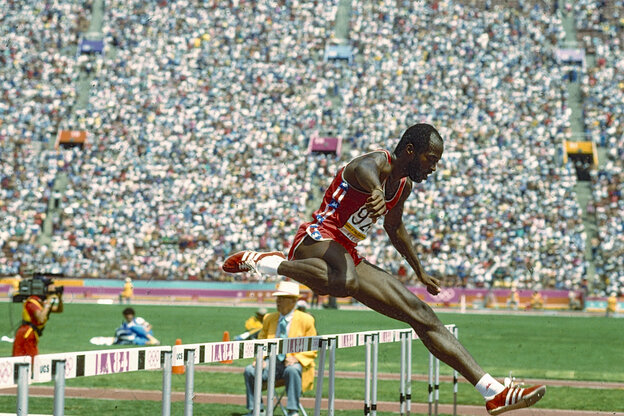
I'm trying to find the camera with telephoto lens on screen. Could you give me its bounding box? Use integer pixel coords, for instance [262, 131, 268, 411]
[12, 273, 64, 303]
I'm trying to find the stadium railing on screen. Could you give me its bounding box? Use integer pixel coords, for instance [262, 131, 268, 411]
[2, 324, 458, 416]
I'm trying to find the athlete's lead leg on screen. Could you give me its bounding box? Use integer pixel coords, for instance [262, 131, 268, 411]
[353, 260, 485, 385]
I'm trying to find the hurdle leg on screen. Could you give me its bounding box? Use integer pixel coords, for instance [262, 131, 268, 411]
[161, 351, 172, 416]
[184, 349, 195, 416]
[371, 334, 379, 416]
[364, 334, 372, 416]
[328, 337, 336, 416]
[428, 353, 433, 416]
[53, 359, 66, 416]
[399, 332, 406, 416]
[406, 331, 412, 416]
[434, 357, 440, 416]
[16, 362, 29, 416]
[314, 339, 327, 416]
[253, 344, 265, 416]
[266, 342, 277, 416]
[452, 326, 458, 416]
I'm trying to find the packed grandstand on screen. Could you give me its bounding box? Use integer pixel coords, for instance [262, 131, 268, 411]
[1, 0, 622, 297]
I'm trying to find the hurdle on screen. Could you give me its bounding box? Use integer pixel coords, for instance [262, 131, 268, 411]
[31, 345, 172, 416]
[0, 356, 31, 416]
[6, 324, 458, 415]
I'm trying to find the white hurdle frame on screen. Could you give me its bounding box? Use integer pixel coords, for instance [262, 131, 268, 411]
[364, 334, 372, 415]
[452, 326, 459, 416]
[314, 338, 327, 416]
[406, 330, 413, 415]
[53, 359, 66, 416]
[5, 324, 458, 415]
[266, 342, 278, 416]
[327, 337, 337, 415]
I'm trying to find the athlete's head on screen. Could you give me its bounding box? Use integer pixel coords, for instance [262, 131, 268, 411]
[394, 123, 443, 183]
[123, 307, 136, 322]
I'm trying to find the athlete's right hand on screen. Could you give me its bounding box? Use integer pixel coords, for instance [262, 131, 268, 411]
[419, 273, 441, 296]
[365, 188, 387, 221]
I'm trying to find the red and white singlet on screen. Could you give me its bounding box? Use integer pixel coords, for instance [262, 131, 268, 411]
[288, 150, 407, 265]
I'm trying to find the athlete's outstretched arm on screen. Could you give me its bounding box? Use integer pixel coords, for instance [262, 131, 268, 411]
[383, 181, 440, 295]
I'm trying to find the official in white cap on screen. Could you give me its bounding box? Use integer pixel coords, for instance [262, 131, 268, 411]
[243, 281, 317, 416]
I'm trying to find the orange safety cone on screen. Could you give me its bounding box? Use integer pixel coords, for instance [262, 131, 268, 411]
[220, 331, 233, 364]
[172, 338, 185, 374]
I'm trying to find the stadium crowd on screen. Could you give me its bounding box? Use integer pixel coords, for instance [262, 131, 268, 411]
[40, 0, 342, 280]
[0, 0, 90, 276]
[577, 0, 624, 295]
[322, 1, 587, 290]
[2, 0, 619, 295]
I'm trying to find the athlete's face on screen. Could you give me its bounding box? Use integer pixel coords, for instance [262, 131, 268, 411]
[408, 135, 443, 183]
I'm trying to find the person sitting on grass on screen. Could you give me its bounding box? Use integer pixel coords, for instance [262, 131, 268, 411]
[114, 307, 160, 345]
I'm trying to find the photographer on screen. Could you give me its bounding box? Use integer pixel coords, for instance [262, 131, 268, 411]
[12, 277, 64, 362]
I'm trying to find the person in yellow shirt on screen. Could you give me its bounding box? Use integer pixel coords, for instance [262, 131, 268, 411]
[243, 281, 316, 416]
[8, 275, 21, 299]
[529, 291, 544, 310]
[606, 293, 618, 317]
[119, 277, 134, 304]
[235, 307, 267, 341]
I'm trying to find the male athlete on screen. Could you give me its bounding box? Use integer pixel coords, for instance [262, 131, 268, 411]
[223, 123, 545, 415]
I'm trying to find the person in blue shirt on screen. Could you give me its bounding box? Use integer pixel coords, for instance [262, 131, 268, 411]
[114, 307, 160, 345]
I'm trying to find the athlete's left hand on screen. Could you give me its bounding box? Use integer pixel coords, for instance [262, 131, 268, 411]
[418, 273, 441, 296]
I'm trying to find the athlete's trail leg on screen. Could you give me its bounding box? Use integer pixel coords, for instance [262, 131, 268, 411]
[279, 239, 358, 297]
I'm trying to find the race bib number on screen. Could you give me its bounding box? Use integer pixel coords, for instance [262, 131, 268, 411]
[340, 206, 374, 243]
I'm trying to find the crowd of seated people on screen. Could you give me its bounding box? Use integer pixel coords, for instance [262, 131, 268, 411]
[577, 0, 624, 296]
[0, 0, 598, 294]
[33, 0, 342, 280]
[0, 0, 90, 275]
[322, 1, 586, 290]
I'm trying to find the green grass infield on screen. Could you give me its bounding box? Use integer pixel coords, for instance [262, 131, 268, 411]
[1, 302, 622, 414]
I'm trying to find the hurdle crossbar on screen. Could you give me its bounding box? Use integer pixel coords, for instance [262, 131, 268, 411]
[7, 324, 457, 416]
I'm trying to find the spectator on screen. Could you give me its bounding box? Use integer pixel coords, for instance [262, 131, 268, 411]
[606, 292, 618, 317]
[568, 291, 582, 310]
[529, 290, 544, 310]
[506, 286, 520, 310]
[119, 277, 134, 304]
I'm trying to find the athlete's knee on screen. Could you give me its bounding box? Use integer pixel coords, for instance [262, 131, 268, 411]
[408, 297, 441, 329]
[344, 270, 359, 296]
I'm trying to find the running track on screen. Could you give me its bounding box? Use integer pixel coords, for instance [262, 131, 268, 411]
[2, 367, 623, 416]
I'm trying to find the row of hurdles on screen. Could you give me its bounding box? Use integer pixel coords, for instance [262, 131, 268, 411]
[0, 324, 458, 416]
